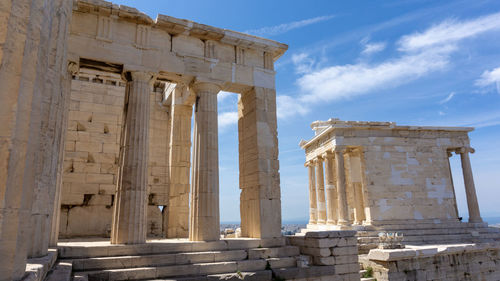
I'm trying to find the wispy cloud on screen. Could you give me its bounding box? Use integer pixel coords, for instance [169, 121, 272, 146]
[276, 95, 310, 119]
[431, 110, 500, 129]
[475, 66, 500, 94]
[361, 40, 387, 55]
[287, 11, 500, 111]
[218, 91, 235, 103]
[297, 44, 455, 103]
[218, 111, 238, 129]
[245, 15, 334, 37]
[440, 92, 456, 104]
[398, 12, 500, 52]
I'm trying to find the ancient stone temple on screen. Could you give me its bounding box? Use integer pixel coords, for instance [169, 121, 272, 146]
[300, 118, 483, 228]
[0, 1, 361, 281]
[300, 118, 500, 280]
[2, 0, 500, 280]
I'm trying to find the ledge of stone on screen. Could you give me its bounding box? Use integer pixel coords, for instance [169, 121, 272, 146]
[304, 230, 357, 238]
[74, 0, 288, 59]
[367, 242, 500, 261]
[22, 249, 58, 281]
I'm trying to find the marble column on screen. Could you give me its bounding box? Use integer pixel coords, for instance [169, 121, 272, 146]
[446, 150, 460, 219]
[0, 0, 70, 279]
[111, 71, 153, 244]
[315, 157, 327, 224]
[189, 82, 221, 241]
[335, 148, 350, 225]
[458, 147, 482, 223]
[167, 85, 192, 238]
[349, 154, 366, 225]
[323, 152, 337, 225]
[306, 161, 317, 224]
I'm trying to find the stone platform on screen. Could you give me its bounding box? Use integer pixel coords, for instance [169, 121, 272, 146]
[303, 221, 500, 254]
[55, 237, 324, 281]
[360, 242, 500, 281]
[52, 231, 362, 281]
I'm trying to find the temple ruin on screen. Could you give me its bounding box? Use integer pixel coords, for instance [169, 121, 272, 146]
[300, 118, 500, 280]
[1, 0, 500, 280]
[300, 118, 482, 228]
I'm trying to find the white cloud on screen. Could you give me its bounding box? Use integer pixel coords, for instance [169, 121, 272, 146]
[361, 41, 387, 55]
[218, 111, 238, 129]
[439, 92, 456, 104]
[291, 53, 316, 74]
[297, 44, 454, 103]
[292, 11, 500, 107]
[245, 15, 334, 37]
[218, 91, 235, 103]
[398, 12, 500, 51]
[277, 95, 309, 119]
[475, 67, 500, 94]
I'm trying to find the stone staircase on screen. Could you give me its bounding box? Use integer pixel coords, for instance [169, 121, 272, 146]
[355, 222, 500, 254]
[58, 238, 306, 281]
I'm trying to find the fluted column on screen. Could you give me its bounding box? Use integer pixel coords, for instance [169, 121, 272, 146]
[0, 0, 71, 278]
[189, 82, 221, 241]
[111, 71, 154, 244]
[446, 150, 460, 219]
[458, 147, 482, 223]
[167, 84, 192, 238]
[315, 157, 327, 224]
[323, 152, 337, 225]
[306, 161, 317, 224]
[349, 153, 366, 225]
[335, 147, 350, 225]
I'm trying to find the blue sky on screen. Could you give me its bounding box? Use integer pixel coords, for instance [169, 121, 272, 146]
[114, 0, 500, 222]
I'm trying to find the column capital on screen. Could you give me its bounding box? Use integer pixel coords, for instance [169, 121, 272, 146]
[322, 150, 334, 159]
[304, 160, 314, 167]
[314, 155, 323, 163]
[456, 146, 475, 154]
[67, 61, 79, 75]
[129, 71, 155, 83]
[332, 145, 347, 153]
[191, 81, 222, 94]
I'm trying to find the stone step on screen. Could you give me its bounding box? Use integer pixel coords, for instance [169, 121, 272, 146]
[70, 250, 248, 271]
[142, 270, 273, 281]
[58, 238, 286, 259]
[69, 246, 299, 271]
[45, 260, 73, 281]
[75, 257, 296, 281]
[368, 221, 487, 230]
[361, 278, 376, 281]
[356, 226, 496, 237]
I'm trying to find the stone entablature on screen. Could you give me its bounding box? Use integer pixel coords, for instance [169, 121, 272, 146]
[70, 0, 287, 93]
[300, 118, 482, 227]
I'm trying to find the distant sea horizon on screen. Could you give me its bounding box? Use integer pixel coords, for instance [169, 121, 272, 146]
[221, 217, 500, 226]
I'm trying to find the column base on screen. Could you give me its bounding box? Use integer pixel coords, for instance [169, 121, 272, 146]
[337, 219, 350, 226]
[469, 217, 483, 223]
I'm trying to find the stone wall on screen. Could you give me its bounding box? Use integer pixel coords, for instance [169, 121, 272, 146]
[60, 69, 169, 237]
[288, 231, 359, 281]
[362, 243, 500, 281]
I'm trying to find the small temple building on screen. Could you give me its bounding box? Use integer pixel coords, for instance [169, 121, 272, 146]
[299, 118, 482, 229]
